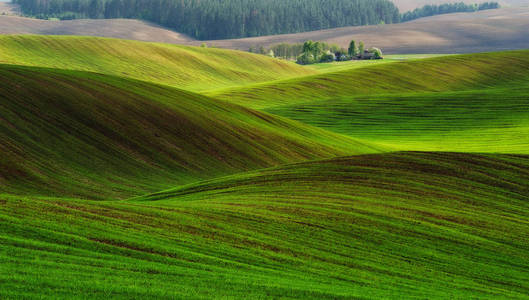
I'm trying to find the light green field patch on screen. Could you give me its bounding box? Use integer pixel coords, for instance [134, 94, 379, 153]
[267, 87, 529, 153]
[209, 51, 529, 109]
[0, 35, 316, 91]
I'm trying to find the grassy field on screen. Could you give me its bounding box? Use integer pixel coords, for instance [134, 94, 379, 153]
[1, 37, 529, 299]
[0, 64, 382, 199]
[2, 152, 528, 299]
[267, 87, 529, 153]
[209, 50, 529, 109]
[0, 35, 315, 91]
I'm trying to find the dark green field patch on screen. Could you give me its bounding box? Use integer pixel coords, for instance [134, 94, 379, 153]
[0, 64, 381, 199]
[1, 152, 528, 299]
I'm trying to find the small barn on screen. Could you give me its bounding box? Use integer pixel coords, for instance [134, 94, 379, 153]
[360, 50, 375, 60]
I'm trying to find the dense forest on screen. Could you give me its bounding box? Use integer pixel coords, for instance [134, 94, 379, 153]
[401, 2, 499, 22]
[11, 0, 500, 40]
[12, 0, 400, 40]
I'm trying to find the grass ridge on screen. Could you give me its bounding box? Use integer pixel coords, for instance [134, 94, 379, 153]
[0, 34, 315, 92]
[209, 50, 529, 109]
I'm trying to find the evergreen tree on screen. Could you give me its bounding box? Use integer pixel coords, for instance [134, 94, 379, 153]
[13, 0, 402, 40]
[348, 40, 357, 57]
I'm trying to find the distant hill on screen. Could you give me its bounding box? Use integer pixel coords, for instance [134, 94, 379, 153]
[1, 5, 528, 54]
[393, 0, 529, 11]
[0, 16, 194, 44]
[12, 0, 399, 40]
[202, 6, 529, 54]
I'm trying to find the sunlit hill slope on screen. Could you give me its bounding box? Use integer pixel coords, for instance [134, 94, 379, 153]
[0, 35, 315, 92]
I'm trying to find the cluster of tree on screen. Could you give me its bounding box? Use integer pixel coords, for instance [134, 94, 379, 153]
[293, 40, 382, 65]
[13, 0, 400, 40]
[259, 43, 304, 60]
[401, 2, 499, 22]
[251, 42, 342, 60]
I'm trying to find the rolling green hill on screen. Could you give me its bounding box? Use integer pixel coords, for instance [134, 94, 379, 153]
[0, 35, 315, 92]
[0, 64, 381, 199]
[209, 50, 529, 109]
[267, 87, 529, 153]
[1, 34, 528, 299]
[2, 152, 528, 299]
[206, 50, 529, 154]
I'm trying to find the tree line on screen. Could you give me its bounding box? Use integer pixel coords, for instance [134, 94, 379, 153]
[12, 0, 500, 40]
[249, 40, 382, 64]
[12, 0, 400, 40]
[251, 42, 338, 60]
[296, 40, 381, 64]
[401, 2, 499, 22]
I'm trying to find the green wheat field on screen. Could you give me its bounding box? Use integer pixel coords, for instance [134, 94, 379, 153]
[1, 35, 528, 299]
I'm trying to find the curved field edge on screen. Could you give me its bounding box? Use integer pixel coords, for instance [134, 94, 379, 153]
[0, 64, 383, 199]
[207, 50, 529, 109]
[0, 35, 315, 92]
[1, 152, 528, 299]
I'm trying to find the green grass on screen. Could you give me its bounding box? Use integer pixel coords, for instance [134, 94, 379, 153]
[0, 35, 316, 92]
[2, 39, 529, 299]
[208, 50, 529, 109]
[266, 87, 529, 153]
[2, 152, 529, 299]
[0, 64, 382, 199]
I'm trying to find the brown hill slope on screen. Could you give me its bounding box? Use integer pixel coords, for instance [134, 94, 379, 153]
[0, 16, 194, 44]
[1, 5, 528, 54]
[201, 6, 529, 54]
[393, 0, 528, 11]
